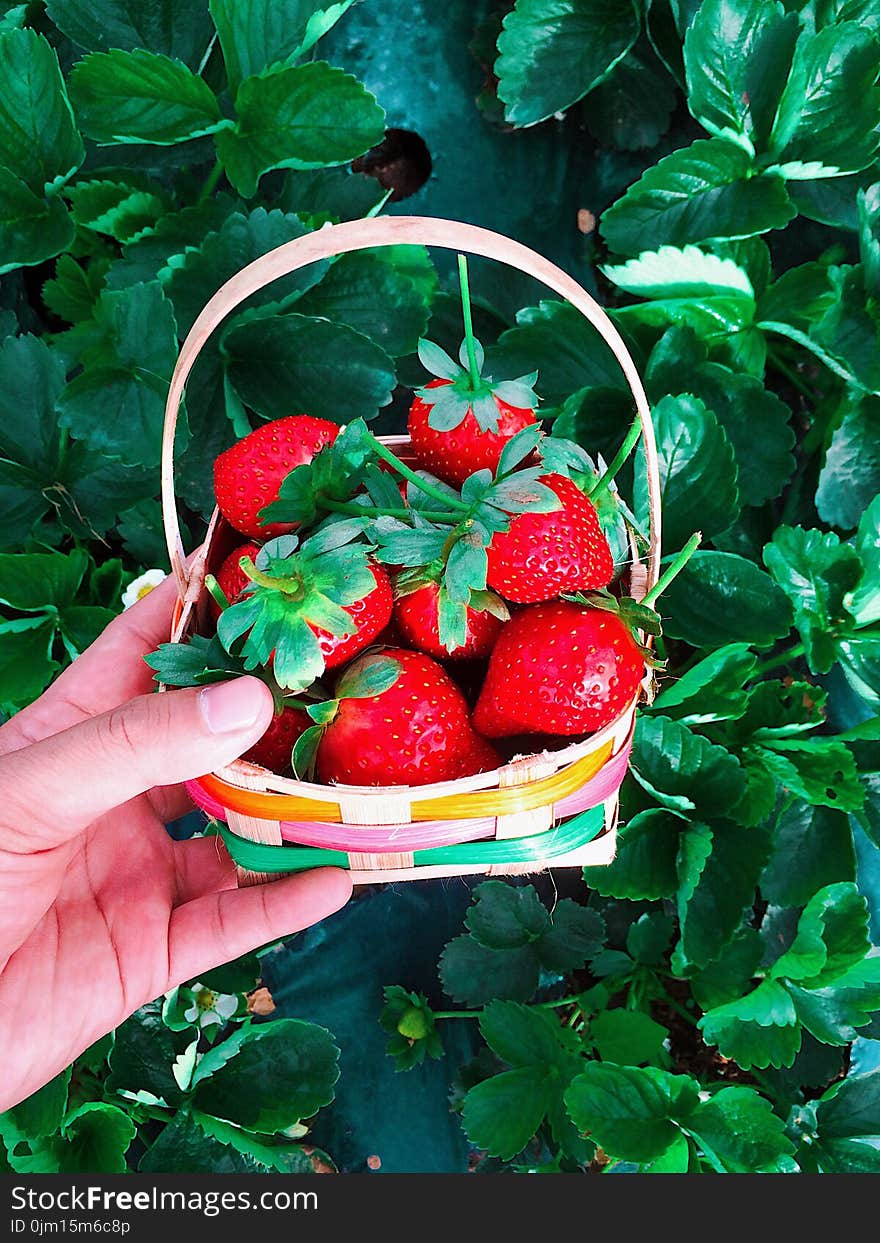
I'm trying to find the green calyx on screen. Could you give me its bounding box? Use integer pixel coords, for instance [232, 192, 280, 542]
[216, 524, 378, 693]
[414, 254, 539, 434]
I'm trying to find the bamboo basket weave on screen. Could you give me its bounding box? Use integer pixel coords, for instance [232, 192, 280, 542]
[161, 216, 662, 886]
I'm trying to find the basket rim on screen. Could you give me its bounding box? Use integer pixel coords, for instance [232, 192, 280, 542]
[160, 214, 661, 597]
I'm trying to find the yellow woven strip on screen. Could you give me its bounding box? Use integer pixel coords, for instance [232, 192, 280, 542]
[199, 741, 615, 825]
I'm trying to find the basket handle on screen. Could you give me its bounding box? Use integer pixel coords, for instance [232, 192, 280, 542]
[162, 215, 661, 596]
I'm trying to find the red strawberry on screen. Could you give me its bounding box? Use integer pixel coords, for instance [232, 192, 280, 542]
[214, 543, 393, 670]
[245, 705, 311, 772]
[317, 564, 393, 670]
[456, 732, 503, 776]
[214, 415, 340, 539]
[213, 540, 261, 616]
[394, 580, 505, 660]
[473, 600, 644, 737]
[316, 648, 472, 786]
[409, 379, 537, 488]
[486, 473, 613, 604]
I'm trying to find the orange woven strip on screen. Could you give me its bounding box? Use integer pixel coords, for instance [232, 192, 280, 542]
[198, 741, 615, 825]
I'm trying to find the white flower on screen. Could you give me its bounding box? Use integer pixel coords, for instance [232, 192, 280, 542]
[122, 568, 166, 610]
[183, 983, 240, 1030]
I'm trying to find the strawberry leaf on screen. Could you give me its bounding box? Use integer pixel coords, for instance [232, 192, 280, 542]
[292, 722, 326, 780]
[417, 337, 459, 380]
[497, 424, 544, 476]
[369, 517, 451, 567]
[437, 584, 469, 652]
[335, 652, 401, 699]
[259, 418, 377, 529]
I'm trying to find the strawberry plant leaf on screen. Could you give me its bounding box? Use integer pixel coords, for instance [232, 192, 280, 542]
[814, 1068, 880, 1143]
[495, 0, 640, 127]
[293, 249, 433, 357]
[462, 1066, 555, 1162]
[632, 715, 747, 819]
[585, 45, 677, 152]
[816, 394, 880, 530]
[768, 21, 880, 177]
[859, 181, 880, 296]
[0, 168, 76, 275]
[604, 245, 755, 300]
[192, 1019, 340, 1133]
[583, 808, 682, 900]
[46, 0, 216, 68]
[56, 281, 179, 469]
[637, 393, 740, 549]
[0, 618, 60, 707]
[0, 27, 83, 193]
[751, 737, 864, 812]
[209, 0, 357, 94]
[68, 48, 224, 145]
[676, 820, 772, 970]
[699, 979, 802, 1070]
[677, 363, 795, 507]
[659, 551, 793, 648]
[215, 61, 385, 198]
[439, 888, 604, 1006]
[588, 1009, 671, 1069]
[760, 803, 856, 908]
[685, 1086, 794, 1173]
[652, 643, 757, 723]
[769, 882, 870, 987]
[690, 927, 764, 1011]
[489, 301, 627, 406]
[763, 525, 862, 673]
[600, 138, 795, 256]
[837, 634, 880, 712]
[683, 0, 799, 153]
[223, 312, 395, 425]
[565, 1064, 699, 1164]
[162, 207, 328, 337]
[786, 956, 880, 1046]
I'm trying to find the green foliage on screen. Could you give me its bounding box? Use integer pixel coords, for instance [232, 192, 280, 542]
[3, 0, 880, 1178]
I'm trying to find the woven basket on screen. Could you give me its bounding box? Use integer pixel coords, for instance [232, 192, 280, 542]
[161, 216, 662, 886]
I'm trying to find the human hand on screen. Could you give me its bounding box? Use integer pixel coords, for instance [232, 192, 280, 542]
[0, 574, 352, 1111]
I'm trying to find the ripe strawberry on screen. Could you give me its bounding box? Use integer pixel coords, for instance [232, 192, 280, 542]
[245, 704, 311, 772]
[409, 378, 538, 488]
[472, 600, 644, 737]
[486, 473, 613, 604]
[214, 415, 340, 539]
[215, 541, 393, 671]
[316, 648, 472, 786]
[394, 579, 505, 660]
[212, 540, 261, 617]
[456, 732, 503, 776]
[317, 563, 393, 669]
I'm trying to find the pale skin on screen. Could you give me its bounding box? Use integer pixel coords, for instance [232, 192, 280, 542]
[0, 573, 353, 1112]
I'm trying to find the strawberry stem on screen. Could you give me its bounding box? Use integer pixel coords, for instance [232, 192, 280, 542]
[319, 497, 462, 525]
[458, 254, 482, 392]
[364, 431, 470, 511]
[642, 532, 701, 607]
[587, 414, 642, 504]
[204, 573, 230, 612]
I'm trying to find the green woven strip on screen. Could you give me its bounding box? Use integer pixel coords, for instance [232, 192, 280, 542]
[219, 804, 605, 874]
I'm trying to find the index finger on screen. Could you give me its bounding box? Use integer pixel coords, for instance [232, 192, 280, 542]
[0, 571, 181, 755]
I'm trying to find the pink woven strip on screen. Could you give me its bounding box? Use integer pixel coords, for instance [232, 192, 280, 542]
[185, 739, 632, 851]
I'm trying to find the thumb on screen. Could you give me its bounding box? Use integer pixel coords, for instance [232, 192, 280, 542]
[0, 678, 275, 852]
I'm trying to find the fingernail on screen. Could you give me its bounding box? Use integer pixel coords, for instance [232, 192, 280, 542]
[199, 678, 270, 734]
